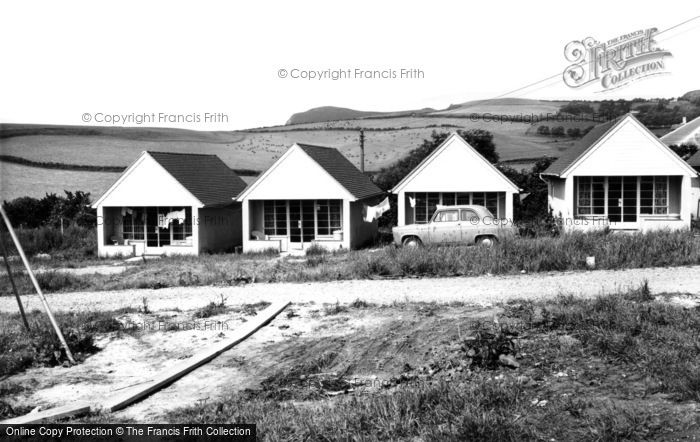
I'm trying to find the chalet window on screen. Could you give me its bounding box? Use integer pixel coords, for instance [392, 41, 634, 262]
[577, 177, 605, 216]
[413, 192, 440, 224]
[409, 191, 502, 222]
[146, 207, 192, 247]
[472, 192, 499, 217]
[442, 193, 456, 206]
[123, 208, 145, 240]
[456, 193, 471, 205]
[316, 200, 342, 236]
[171, 207, 193, 241]
[640, 176, 669, 215]
[263, 200, 288, 236]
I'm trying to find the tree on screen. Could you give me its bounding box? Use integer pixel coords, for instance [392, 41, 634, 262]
[2, 191, 95, 229]
[566, 127, 581, 138]
[498, 157, 557, 235]
[668, 143, 699, 160]
[560, 101, 594, 116]
[537, 125, 550, 136]
[551, 126, 565, 137]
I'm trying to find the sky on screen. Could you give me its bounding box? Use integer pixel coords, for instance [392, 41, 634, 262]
[1, 1, 699, 130]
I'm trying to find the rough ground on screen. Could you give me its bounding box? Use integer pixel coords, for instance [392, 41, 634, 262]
[0, 302, 502, 422]
[2, 265, 699, 314]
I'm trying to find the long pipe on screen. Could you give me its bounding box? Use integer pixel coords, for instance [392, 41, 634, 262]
[0, 205, 75, 364]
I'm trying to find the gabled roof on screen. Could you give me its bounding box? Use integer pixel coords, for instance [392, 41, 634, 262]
[236, 143, 383, 201]
[92, 151, 247, 208]
[541, 118, 619, 177]
[660, 115, 700, 146]
[148, 152, 247, 206]
[541, 114, 697, 178]
[295, 144, 383, 199]
[390, 132, 520, 193]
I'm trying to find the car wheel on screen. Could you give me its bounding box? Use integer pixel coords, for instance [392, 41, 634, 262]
[476, 236, 497, 247]
[403, 236, 422, 247]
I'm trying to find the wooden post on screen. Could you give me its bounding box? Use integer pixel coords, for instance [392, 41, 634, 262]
[359, 129, 365, 173]
[0, 228, 30, 331]
[0, 205, 75, 364]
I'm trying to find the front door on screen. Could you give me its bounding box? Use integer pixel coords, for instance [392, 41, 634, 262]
[146, 207, 171, 252]
[608, 176, 637, 223]
[289, 200, 315, 249]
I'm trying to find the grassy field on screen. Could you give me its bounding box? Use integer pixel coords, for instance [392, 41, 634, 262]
[1, 104, 575, 200]
[2, 230, 699, 296]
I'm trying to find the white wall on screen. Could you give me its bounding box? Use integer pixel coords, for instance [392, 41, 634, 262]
[394, 136, 516, 225]
[397, 136, 517, 193]
[97, 154, 201, 207]
[241, 146, 353, 200]
[567, 118, 696, 177]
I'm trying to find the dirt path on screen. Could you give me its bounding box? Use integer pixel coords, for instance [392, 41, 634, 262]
[2, 265, 699, 314]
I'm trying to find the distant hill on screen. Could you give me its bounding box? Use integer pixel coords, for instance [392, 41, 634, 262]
[435, 98, 566, 116]
[3, 92, 699, 201]
[286, 106, 436, 125]
[682, 90, 700, 102]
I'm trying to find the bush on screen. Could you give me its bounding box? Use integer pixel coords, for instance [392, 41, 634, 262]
[0, 310, 125, 378]
[193, 295, 228, 318]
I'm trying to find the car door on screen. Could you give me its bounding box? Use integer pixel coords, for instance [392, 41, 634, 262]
[460, 209, 480, 244]
[430, 209, 461, 244]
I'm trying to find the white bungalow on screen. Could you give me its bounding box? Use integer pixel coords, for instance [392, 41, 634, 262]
[92, 151, 247, 257]
[236, 143, 384, 252]
[541, 114, 699, 232]
[687, 151, 700, 220]
[390, 133, 519, 226]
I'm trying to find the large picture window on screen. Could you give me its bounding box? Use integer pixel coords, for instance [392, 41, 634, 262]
[408, 192, 502, 223]
[576, 177, 605, 216]
[316, 200, 342, 236]
[123, 208, 145, 240]
[145, 206, 192, 247]
[640, 176, 669, 215]
[264, 200, 288, 236]
[263, 200, 342, 237]
[575, 176, 673, 220]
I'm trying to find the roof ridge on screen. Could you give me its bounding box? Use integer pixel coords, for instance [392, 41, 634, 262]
[295, 143, 336, 150]
[147, 151, 218, 157]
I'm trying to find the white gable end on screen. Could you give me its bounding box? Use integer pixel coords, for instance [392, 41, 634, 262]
[97, 154, 202, 207]
[567, 118, 694, 177]
[398, 136, 516, 193]
[241, 145, 353, 200]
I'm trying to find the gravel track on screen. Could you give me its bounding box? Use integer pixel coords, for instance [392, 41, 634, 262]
[2, 265, 699, 314]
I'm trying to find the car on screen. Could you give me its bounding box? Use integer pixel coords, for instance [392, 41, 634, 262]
[391, 205, 516, 247]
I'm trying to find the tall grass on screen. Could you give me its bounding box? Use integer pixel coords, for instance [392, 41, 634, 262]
[1, 230, 698, 295]
[1, 225, 96, 259]
[536, 289, 700, 401]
